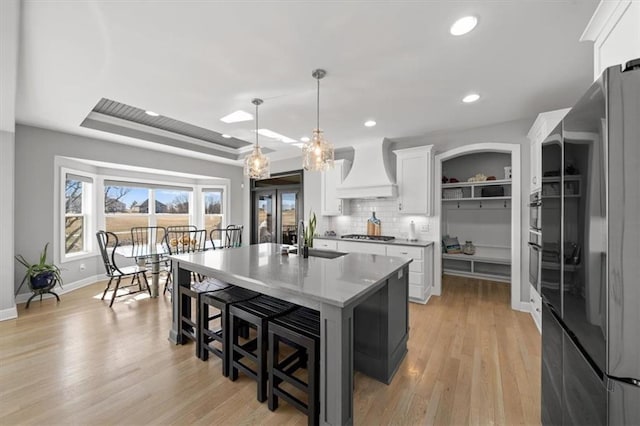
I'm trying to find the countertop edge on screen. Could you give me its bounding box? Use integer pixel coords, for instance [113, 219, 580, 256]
[315, 236, 435, 248]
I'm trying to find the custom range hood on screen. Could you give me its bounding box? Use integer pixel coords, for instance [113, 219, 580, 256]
[336, 139, 398, 199]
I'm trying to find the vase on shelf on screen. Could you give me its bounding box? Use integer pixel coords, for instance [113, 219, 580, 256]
[463, 241, 476, 255]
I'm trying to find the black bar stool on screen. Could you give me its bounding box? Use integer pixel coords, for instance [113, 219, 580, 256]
[229, 295, 297, 402]
[178, 277, 229, 357]
[199, 285, 260, 375]
[267, 307, 320, 426]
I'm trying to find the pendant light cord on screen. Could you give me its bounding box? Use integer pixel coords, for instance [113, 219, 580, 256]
[316, 76, 320, 131]
[255, 102, 259, 148]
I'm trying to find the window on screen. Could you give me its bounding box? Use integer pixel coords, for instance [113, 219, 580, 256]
[203, 189, 224, 234]
[104, 184, 150, 245]
[103, 181, 193, 243]
[155, 188, 190, 230]
[63, 172, 93, 257]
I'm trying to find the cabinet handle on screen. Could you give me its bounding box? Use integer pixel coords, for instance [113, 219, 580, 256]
[533, 177, 537, 185]
[401, 252, 408, 255]
[399, 203, 403, 211]
[536, 308, 541, 313]
[338, 203, 342, 212]
[530, 298, 534, 303]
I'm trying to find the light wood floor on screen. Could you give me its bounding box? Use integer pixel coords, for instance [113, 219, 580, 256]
[0, 275, 540, 425]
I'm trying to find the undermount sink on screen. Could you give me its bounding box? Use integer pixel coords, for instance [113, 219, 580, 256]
[289, 248, 348, 259]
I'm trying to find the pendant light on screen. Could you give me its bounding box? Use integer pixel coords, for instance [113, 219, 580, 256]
[302, 69, 334, 171]
[244, 98, 270, 179]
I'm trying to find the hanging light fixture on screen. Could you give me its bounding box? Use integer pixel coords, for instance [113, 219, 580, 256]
[244, 98, 270, 179]
[302, 69, 334, 171]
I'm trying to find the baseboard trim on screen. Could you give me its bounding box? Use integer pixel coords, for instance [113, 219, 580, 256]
[409, 285, 432, 305]
[514, 301, 531, 313]
[14, 274, 102, 305]
[0, 306, 18, 321]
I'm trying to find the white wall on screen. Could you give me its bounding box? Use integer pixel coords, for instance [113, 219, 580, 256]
[0, 0, 20, 319]
[14, 125, 244, 295]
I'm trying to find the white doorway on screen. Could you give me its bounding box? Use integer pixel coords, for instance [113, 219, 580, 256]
[433, 143, 522, 310]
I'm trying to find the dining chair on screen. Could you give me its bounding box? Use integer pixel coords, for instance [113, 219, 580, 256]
[209, 228, 224, 250]
[164, 229, 208, 294]
[131, 225, 169, 276]
[166, 225, 197, 232]
[225, 225, 243, 248]
[96, 231, 150, 307]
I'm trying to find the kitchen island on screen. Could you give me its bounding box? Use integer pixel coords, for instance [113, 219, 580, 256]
[168, 243, 411, 425]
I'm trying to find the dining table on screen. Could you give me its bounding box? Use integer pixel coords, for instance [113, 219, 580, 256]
[168, 243, 412, 425]
[115, 239, 221, 297]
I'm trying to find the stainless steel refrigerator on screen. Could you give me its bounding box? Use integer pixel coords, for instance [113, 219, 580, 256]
[540, 59, 640, 425]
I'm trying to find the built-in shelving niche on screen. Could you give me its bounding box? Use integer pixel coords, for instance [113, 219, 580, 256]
[441, 152, 512, 282]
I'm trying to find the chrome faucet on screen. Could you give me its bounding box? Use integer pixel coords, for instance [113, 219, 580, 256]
[297, 220, 305, 254]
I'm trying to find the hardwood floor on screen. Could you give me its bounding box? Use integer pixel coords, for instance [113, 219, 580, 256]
[0, 275, 540, 425]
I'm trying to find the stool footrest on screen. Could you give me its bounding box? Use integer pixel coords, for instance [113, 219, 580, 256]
[273, 387, 309, 415]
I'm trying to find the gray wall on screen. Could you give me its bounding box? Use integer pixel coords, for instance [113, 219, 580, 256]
[14, 124, 244, 294]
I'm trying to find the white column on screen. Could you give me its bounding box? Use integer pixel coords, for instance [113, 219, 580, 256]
[0, 0, 20, 320]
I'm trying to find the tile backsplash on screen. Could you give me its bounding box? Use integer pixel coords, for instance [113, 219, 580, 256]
[321, 199, 431, 239]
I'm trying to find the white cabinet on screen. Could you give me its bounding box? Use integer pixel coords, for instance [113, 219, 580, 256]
[336, 240, 386, 255]
[527, 109, 570, 193]
[334, 239, 434, 304]
[394, 145, 433, 215]
[530, 284, 542, 333]
[320, 159, 351, 216]
[581, 0, 640, 80]
[313, 238, 338, 251]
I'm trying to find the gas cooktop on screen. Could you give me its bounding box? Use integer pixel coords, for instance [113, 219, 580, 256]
[341, 234, 396, 241]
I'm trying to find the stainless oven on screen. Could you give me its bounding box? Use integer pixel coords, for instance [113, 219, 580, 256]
[528, 230, 542, 294]
[529, 191, 542, 231]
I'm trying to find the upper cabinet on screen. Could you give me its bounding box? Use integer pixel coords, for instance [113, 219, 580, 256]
[527, 109, 569, 193]
[320, 159, 351, 216]
[581, 0, 640, 80]
[394, 145, 433, 215]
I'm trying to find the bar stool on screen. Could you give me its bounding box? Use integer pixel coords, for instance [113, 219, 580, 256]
[229, 295, 297, 402]
[199, 285, 260, 375]
[178, 277, 230, 356]
[267, 307, 320, 426]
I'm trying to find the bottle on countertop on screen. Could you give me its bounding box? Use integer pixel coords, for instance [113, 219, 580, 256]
[408, 221, 417, 241]
[367, 211, 381, 236]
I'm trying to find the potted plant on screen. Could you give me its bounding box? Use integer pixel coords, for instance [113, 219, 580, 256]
[15, 243, 63, 295]
[304, 211, 317, 248]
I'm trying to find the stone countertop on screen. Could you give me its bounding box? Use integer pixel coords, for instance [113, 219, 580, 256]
[315, 235, 435, 248]
[169, 243, 412, 309]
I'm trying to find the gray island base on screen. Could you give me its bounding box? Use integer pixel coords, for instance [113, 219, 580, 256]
[168, 243, 412, 425]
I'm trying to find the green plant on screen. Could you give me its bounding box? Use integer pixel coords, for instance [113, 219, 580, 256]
[304, 211, 317, 248]
[15, 243, 63, 294]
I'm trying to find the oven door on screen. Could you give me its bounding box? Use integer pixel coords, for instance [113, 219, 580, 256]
[528, 232, 542, 294]
[529, 192, 542, 231]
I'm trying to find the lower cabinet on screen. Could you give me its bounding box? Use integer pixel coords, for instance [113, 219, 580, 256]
[315, 238, 434, 304]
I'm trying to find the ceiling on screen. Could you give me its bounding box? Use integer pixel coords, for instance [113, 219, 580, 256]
[16, 0, 599, 164]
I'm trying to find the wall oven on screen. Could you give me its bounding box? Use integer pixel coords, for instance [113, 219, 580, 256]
[529, 191, 542, 231]
[528, 230, 542, 294]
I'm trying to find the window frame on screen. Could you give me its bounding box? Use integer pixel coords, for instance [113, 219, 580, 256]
[201, 186, 227, 234]
[60, 167, 96, 263]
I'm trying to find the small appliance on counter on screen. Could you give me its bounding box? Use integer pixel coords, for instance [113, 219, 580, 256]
[408, 221, 417, 241]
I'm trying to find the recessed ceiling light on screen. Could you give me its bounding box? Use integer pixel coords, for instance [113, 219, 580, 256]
[145, 110, 159, 117]
[300, 136, 310, 142]
[220, 110, 253, 123]
[462, 93, 480, 103]
[221, 134, 232, 139]
[364, 120, 377, 127]
[450, 16, 478, 36]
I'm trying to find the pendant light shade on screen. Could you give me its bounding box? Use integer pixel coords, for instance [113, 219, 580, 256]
[244, 98, 270, 179]
[302, 69, 334, 171]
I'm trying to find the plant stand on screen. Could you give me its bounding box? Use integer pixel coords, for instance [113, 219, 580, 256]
[25, 279, 61, 309]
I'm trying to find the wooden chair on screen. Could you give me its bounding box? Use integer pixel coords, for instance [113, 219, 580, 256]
[268, 307, 320, 425]
[96, 231, 150, 307]
[229, 295, 297, 402]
